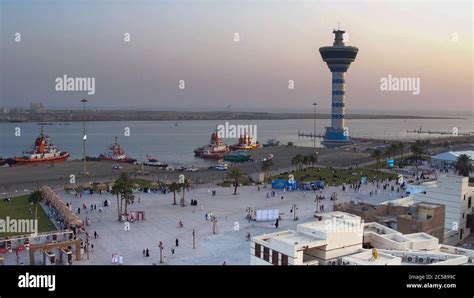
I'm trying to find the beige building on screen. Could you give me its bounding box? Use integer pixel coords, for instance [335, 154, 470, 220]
[414, 175, 473, 245]
[334, 200, 445, 242]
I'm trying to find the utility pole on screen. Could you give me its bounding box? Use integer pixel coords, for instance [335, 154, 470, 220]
[291, 203, 298, 221]
[81, 98, 88, 175]
[85, 237, 90, 260]
[313, 102, 318, 149]
[192, 229, 195, 249]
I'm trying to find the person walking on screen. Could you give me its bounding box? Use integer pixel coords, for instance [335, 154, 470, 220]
[175, 238, 179, 247]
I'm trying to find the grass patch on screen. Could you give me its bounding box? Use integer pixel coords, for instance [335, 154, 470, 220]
[218, 177, 252, 187]
[130, 178, 156, 188]
[0, 195, 56, 238]
[272, 167, 396, 187]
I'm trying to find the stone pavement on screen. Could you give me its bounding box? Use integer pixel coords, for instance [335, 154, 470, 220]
[5, 179, 402, 265]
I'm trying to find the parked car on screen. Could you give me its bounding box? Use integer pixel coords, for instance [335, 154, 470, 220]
[186, 167, 199, 172]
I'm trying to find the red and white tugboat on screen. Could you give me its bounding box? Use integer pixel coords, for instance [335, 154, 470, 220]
[99, 136, 136, 163]
[14, 128, 69, 164]
[194, 130, 230, 159]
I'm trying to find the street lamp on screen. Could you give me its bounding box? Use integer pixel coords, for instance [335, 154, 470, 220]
[158, 241, 163, 263]
[81, 99, 88, 175]
[313, 103, 318, 149]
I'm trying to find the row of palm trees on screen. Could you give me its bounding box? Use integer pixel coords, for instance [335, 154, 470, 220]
[168, 180, 192, 207]
[111, 173, 192, 220]
[371, 141, 426, 168]
[291, 154, 318, 171]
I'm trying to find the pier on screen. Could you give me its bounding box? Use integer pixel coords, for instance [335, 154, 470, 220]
[407, 129, 473, 136]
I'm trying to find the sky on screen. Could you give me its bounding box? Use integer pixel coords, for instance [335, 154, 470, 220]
[0, 0, 472, 116]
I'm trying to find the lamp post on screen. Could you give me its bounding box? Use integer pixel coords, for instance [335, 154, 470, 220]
[192, 229, 196, 249]
[81, 99, 88, 175]
[291, 203, 298, 221]
[313, 102, 318, 149]
[159, 241, 163, 263]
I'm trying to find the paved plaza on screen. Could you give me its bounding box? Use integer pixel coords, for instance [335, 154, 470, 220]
[6, 178, 404, 265]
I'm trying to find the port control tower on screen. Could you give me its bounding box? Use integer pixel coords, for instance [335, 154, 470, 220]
[319, 28, 358, 146]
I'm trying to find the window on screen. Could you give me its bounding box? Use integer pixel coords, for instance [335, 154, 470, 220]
[272, 251, 279, 265]
[281, 254, 288, 265]
[468, 197, 472, 208]
[263, 247, 270, 262]
[463, 213, 465, 219]
[254, 243, 261, 259]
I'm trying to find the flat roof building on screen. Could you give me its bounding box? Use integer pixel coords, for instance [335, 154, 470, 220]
[251, 211, 474, 266]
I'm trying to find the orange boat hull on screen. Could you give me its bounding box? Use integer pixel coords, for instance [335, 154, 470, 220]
[14, 153, 70, 165]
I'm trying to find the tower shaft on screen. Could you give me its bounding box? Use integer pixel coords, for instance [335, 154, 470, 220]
[331, 72, 345, 130]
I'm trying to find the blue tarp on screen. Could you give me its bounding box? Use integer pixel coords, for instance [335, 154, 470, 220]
[301, 181, 325, 190]
[272, 179, 298, 190]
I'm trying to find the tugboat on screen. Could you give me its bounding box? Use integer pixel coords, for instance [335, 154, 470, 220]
[14, 128, 69, 164]
[223, 150, 251, 162]
[99, 136, 136, 163]
[194, 130, 230, 159]
[143, 155, 168, 168]
[229, 133, 261, 151]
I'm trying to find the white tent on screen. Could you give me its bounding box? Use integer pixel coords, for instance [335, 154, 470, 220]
[431, 150, 474, 166]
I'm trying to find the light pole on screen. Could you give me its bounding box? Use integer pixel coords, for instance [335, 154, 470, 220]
[81, 99, 88, 175]
[159, 241, 163, 263]
[291, 203, 298, 221]
[192, 229, 196, 249]
[313, 102, 318, 149]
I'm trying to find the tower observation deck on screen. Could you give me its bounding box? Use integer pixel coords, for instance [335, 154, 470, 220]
[319, 29, 358, 146]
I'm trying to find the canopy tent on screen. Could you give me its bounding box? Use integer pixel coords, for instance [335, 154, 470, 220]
[431, 150, 474, 166]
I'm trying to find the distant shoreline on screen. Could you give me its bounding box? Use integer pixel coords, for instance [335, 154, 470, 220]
[0, 110, 465, 123]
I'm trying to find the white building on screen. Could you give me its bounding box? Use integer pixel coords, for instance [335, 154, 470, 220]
[414, 175, 473, 245]
[251, 211, 474, 265]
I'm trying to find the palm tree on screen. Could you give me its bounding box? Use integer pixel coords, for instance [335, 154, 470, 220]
[227, 167, 245, 195]
[291, 154, 303, 171]
[307, 153, 318, 168]
[388, 143, 398, 161]
[384, 146, 393, 161]
[371, 149, 382, 169]
[180, 179, 192, 207]
[261, 159, 273, 187]
[302, 155, 310, 170]
[28, 190, 45, 224]
[397, 142, 404, 160]
[111, 180, 124, 220]
[113, 173, 134, 217]
[410, 143, 424, 161]
[169, 182, 180, 205]
[455, 154, 472, 177]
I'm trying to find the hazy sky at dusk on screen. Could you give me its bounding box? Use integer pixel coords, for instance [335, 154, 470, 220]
[1, 0, 472, 115]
